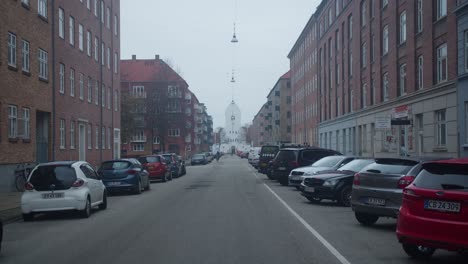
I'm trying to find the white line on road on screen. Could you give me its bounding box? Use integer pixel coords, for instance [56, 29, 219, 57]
[252, 171, 352, 264]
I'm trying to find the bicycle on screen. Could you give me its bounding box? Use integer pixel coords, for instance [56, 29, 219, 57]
[14, 163, 35, 192]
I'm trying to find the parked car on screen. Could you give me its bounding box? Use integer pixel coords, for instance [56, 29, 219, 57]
[288, 156, 356, 188]
[300, 159, 375, 206]
[271, 147, 342, 186]
[162, 153, 182, 177]
[98, 159, 150, 194]
[191, 153, 208, 165]
[396, 158, 468, 259]
[138, 155, 171, 182]
[351, 157, 447, 226]
[258, 144, 280, 175]
[21, 161, 107, 221]
[178, 155, 187, 176]
[204, 152, 214, 163]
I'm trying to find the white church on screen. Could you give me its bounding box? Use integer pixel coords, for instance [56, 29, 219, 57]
[214, 100, 250, 154]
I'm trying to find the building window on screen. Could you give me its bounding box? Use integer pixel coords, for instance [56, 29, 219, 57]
[8, 105, 18, 138]
[87, 77, 93, 103]
[437, 0, 447, 19]
[101, 127, 105, 149]
[437, 43, 448, 83]
[371, 34, 375, 62]
[87, 124, 92, 149]
[22, 0, 30, 6]
[101, 42, 105, 65]
[382, 25, 389, 55]
[86, 31, 92, 57]
[70, 121, 75, 149]
[361, 0, 367, 27]
[22, 40, 30, 72]
[132, 143, 144, 152]
[132, 86, 146, 98]
[8, 32, 17, 67]
[60, 119, 66, 149]
[87, 0, 90, 10]
[69, 16, 74, 46]
[435, 109, 447, 146]
[114, 15, 118, 36]
[417, 0, 423, 33]
[348, 15, 353, 40]
[383, 72, 389, 101]
[107, 127, 111, 149]
[153, 136, 160, 144]
[59, 63, 65, 93]
[114, 52, 119, 73]
[382, 0, 388, 8]
[78, 24, 84, 51]
[95, 126, 99, 149]
[370, 0, 375, 17]
[371, 78, 376, 105]
[107, 87, 111, 110]
[350, 89, 354, 113]
[107, 47, 110, 69]
[106, 7, 110, 29]
[94, 37, 99, 61]
[38, 49, 48, 80]
[38, 0, 47, 18]
[361, 42, 367, 68]
[465, 31, 468, 73]
[399, 63, 407, 96]
[417, 56, 424, 90]
[102, 84, 106, 107]
[79, 73, 84, 100]
[399, 11, 406, 44]
[168, 129, 180, 137]
[58, 8, 65, 39]
[94, 0, 98, 17]
[362, 83, 367, 108]
[349, 51, 353, 77]
[23, 108, 30, 139]
[95, 80, 99, 105]
[100, 0, 105, 23]
[70, 68, 75, 96]
[114, 91, 118, 111]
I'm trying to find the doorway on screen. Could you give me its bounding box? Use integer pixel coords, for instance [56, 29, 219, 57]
[36, 111, 49, 163]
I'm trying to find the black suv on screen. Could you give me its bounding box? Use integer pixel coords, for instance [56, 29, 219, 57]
[271, 147, 342, 185]
[257, 145, 281, 174]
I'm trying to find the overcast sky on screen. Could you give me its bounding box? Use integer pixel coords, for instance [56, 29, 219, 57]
[121, 0, 321, 128]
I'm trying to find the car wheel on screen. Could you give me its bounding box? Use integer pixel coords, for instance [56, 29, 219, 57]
[134, 180, 142, 195]
[338, 186, 352, 207]
[279, 177, 289, 186]
[355, 212, 379, 226]
[306, 197, 322, 203]
[80, 196, 91, 218]
[22, 213, 34, 222]
[295, 186, 301, 191]
[99, 191, 107, 210]
[402, 244, 435, 259]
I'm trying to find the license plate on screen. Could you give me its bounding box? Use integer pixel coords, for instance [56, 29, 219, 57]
[366, 197, 386, 206]
[278, 167, 286, 171]
[424, 200, 461, 213]
[42, 193, 64, 199]
[107, 182, 121, 186]
[305, 187, 315, 193]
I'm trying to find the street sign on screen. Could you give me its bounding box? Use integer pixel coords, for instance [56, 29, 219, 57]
[375, 116, 391, 129]
[391, 119, 411, 126]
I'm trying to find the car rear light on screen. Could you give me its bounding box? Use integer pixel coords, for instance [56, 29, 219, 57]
[24, 182, 34, 191]
[353, 173, 361, 186]
[72, 179, 85, 188]
[290, 161, 299, 167]
[397, 176, 415, 189]
[128, 169, 137, 174]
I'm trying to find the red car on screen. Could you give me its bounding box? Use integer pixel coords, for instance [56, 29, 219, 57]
[396, 158, 468, 259]
[138, 155, 171, 182]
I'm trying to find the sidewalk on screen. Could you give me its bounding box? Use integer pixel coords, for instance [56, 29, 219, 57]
[0, 192, 22, 223]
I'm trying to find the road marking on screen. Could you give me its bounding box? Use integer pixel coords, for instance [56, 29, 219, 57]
[252, 170, 352, 264]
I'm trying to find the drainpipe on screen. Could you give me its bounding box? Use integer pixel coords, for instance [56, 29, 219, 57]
[110, 0, 114, 159]
[51, 0, 56, 161]
[99, 1, 103, 163]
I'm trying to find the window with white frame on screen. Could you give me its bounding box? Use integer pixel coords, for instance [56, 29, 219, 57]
[435, 109, 447, 146]
[417, 0, 423, 33]
[38, 0, 47, 18]
[87, 31, 91, 56]
[114, 52, 118, 73]
[59, 63, 65, 93]
[22, 0, 30, 6]
[382, 0, 388, 8]
[79, 73, 84, 100]
[399, 11, 406, 44]
[383, 72, 389, 101]
[132, 86, 146, 98]
[23, 108, 30, 139]
[335, 0, 340, 16]
[114, 15, 118, 36]
[70, 68, 75, 96]
[348, 15, 353, 40]
[350, 89, 354, 112]
[101, 42, 105, 65]
[94, 0, 98, 16]
[399, 63, 407, 96]
[349, 51, 353, 77]
[70, 121, 75, 149]
[417, 56, 424, 90]
[95, 80, 99, 105]
[132, 143, 144, 152]
[107, 127, 111, 149]
[106, 7, 110, 29]
[8, 32, 17, 67]
[95, 126, 99, 149]
[437, 0, 447, 19]
[58, 8, 64, 39]
[328, 8, 333, 26]
[382, 25, 389, 55]
[370, 0, 375, 17]
[107, 47, 110, 69]
[102, 84, 106, 107]
[114, 90, 118, 111]
[362, 83, 367, 108]
[361, 42, 367, 68]
[153, 136, 160, 144]
[361, 0, 367, 27]
[107, 87, 111, 110]
[94, 37, 99, 61]
[38, 49, 48, 80]
[60, 119, 66, 149]
[437, 43, 448, 83]
[168, 129, 180, 137]
[69, 16, 74, 46]
[22, 40, 30, 72]
[101, 127, 105, 149]
[465, 31, 468, 73]
[87, 0, 90, 10]
[8, 105, 18, 138]
[78, 24, 84, 51]
[100, 1, 104, 23]
[87, 124, 92, 149]
[88, 77, 92, 103]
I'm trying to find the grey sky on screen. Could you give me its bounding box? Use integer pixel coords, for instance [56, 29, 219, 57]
[121, 0, 320, 128]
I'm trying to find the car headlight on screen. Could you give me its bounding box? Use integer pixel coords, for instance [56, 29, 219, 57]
[323, 179, 339, 186]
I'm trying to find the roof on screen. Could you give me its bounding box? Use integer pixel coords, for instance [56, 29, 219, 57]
[267, 70, 291, 98]
[120, 58, 188, 86]
[38, 161, 77, 166]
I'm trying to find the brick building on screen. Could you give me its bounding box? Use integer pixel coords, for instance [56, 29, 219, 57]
[251, 103, 269, 146]
[289, 0, 458, 158]
[456, 0, 468, 157]
[265, 71, 292, 144]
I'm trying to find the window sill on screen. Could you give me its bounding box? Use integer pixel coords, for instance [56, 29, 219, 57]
[434, 15, 447, 25]
[38, 14, 48, 23]
[22, 70, 31, 76]
[22, 139, 31, 143]
[39, 77, 49, 83]
[21, 2, 30, 10]
[8, 65, 18, 72]
[8, 138, 19, 143]
[399, 42, 407, 48]
[433, 147, 448, 152]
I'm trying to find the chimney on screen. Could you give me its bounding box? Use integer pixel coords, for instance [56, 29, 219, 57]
[155, 54, 160, 60]
[132, 55, 136, 60]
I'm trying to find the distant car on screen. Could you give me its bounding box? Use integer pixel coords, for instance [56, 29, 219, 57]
[396, 158, 468, 259]
[288, 156, 356, 188]
[21, 161, 107, 221]
[191, 153, 208, 165]
[300, 159, 375, 206]
[138, 155, 171, 182]
[204, 152, 213, 163]
[177, 155, 187, 175]
[351, 157, 448, 226]
[162, 153, 182, 177]
[98, 159, 150, 194]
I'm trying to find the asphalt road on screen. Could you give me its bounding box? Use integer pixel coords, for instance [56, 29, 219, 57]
[1, 156, 466, 264]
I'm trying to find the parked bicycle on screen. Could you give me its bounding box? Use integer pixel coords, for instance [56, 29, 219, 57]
[14, 163, 36, 192]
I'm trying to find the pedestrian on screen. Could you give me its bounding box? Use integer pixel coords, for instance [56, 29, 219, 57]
[216, 151, 220, 162]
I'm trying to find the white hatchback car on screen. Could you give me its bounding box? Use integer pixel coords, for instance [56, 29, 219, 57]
[21, 161, 107, 221]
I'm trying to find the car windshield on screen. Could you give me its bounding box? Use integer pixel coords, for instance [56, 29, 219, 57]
[138, 156, 160, 164]
[29, 165, 77, 191]
[339, 159, 374, 172]
[311, 156, 344, 167]
[261, 146, 279, 155]
[100, 161, 131, 170]
[414, 163, 468, 191]
[193, 154, 205, 159]
[276, 150, 297, 162]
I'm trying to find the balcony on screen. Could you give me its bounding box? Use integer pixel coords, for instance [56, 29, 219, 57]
[131, 136, 147, 143]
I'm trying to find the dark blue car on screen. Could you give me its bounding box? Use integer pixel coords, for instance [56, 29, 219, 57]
[98, 158, 150, 194]
[162, 154, 182, 178]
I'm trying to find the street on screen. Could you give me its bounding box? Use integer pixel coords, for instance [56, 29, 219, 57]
[1, 156, 466, 264]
